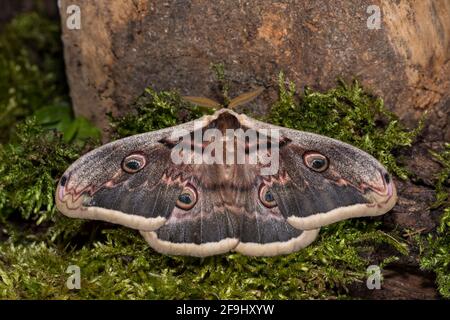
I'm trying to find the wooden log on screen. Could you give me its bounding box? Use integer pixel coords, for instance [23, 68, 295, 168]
[58, 0, 450, 139]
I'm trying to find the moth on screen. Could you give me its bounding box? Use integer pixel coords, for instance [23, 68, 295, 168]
[56, 88, 397, 257]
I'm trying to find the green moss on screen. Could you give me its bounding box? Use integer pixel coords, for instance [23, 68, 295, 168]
[0, 12, 100, 227]
[0, 13, 69, 142]
[418, 144, 450, 298]
[0, 221, 406, 299]
[0, 119, 83, 224]
[267, 72, 422, 179]
[419, 208, 450, 299]
[210, 62, 231, 105]
[429, 144, 450, 209]
[108, 88, 213, 139]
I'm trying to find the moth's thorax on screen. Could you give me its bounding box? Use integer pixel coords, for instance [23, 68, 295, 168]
[206, 111, 243, 132]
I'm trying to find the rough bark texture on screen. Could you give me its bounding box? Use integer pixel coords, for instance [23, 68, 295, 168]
[58, 0, 449, 299]
[59, 0, 449, 141]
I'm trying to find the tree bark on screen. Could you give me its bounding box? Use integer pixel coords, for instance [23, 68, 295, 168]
[58, 0, 450, 141]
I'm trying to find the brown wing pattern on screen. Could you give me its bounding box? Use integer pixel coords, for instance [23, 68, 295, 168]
[145, 163, 316, 256]
[56, 109, 396, 257]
